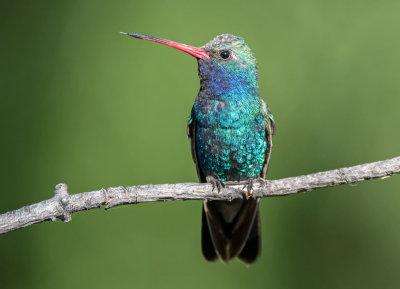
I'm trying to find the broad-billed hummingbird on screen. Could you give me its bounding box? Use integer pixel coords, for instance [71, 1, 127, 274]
[122, 32, 275, 264]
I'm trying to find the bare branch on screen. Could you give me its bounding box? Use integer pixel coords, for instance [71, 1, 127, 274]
[1, 156, 399, 235]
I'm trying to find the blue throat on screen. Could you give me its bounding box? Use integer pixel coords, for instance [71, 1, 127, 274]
[198, 58, 258, 98]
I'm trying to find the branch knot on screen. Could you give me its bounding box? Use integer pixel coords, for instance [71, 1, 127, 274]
[54, 183, 72, 222]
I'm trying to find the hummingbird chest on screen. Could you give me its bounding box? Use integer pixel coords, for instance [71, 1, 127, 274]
[194, 99, 267, 181]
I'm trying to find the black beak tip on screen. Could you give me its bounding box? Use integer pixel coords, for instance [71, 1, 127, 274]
[120, 32, 150, 41]
[120, 32, 139, 38]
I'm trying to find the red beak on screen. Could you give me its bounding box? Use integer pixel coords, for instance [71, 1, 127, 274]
[121, 32, 209, 60]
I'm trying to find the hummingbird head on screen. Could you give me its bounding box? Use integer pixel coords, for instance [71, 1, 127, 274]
[122, 32, 258, 93]
[198, 34, 258, 89]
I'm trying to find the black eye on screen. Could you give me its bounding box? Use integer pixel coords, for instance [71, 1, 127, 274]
[220, 50, 230, 59]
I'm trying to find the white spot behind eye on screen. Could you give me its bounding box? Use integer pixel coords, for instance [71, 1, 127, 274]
[231, 52, 239, 61]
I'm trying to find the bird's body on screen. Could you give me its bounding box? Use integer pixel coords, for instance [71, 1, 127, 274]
[124, 32, 275, 264]
[189, 65, 267, 182]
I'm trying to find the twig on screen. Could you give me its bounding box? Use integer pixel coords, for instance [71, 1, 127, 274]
[1, 156, 399, 235]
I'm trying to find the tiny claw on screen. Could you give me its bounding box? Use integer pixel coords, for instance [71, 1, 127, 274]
[243, 177, 255, 199]
[206, 175, 225, 193]
[246, 189, 254, 200]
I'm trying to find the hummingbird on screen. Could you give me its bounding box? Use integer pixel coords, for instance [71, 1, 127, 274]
[122, 32, 275, 264]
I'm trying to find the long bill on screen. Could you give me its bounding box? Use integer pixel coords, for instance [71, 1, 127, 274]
[121, 32, 210, 60]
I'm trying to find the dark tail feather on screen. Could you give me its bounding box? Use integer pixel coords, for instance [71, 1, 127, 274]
[202, 200, 260, 263]
[201, 202, 230, 262]
[238, 209, 261, 264]
[228, 199, 260, 260]
[201, 205, 218, 261]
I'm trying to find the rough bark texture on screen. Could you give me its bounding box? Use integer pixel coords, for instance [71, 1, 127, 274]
[1, 156, 399, 235]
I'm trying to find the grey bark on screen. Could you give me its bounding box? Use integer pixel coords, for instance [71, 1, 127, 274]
[1, 156, 399, 235]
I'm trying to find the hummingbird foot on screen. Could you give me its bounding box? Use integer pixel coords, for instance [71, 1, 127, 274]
[206, 175, 225, 193]
[243, 177, 256, 199]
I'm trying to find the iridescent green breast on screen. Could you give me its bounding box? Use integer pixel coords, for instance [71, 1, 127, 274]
[195, 112, 267, 181]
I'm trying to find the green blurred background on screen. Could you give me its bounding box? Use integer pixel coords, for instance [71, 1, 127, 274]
[1, 0, 400, 288]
